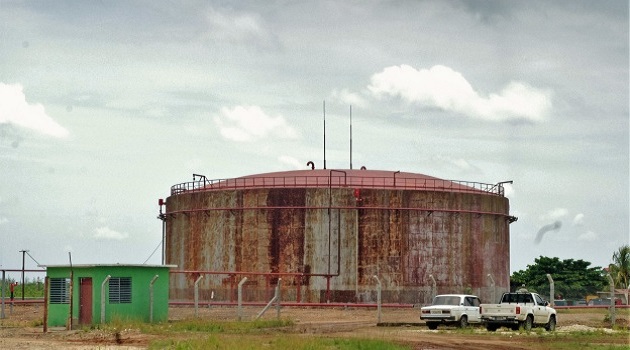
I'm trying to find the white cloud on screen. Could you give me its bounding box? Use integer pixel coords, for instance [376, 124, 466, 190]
[578, 230, 598, 241]
[214, 105, 298, 142]
[572, 213, 585, 226]
[431, 155, 483, 175]
[331, 88, 369, 109]
[502, 183, 515, 198]
[0, 217, 7, 225]
[540, 207, 568, 221]
[205, 8, 273, 45]
[367, 65, 551, 122]
[278, 155, 304, 169]
[0, 83, 69, 138]
[94, 226, 128, 240]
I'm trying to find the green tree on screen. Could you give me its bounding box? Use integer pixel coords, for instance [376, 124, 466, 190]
[510, 256, 606, 300]
[608, 244, 630, 289]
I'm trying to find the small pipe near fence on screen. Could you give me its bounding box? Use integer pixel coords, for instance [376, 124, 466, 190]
[373, 275, 381, 324]
[428, 274, 436, 300]
[100, 275, 111, 324]
[255, 278, 282, 320]
[547, 274, 555, 307]
[1, 270, 5, 319]
[194, 275, 203, 318]
[238, 277, 248, 321]
[43, 277, 48, 333]
[487, 274, 496, 303]
[607, 274, 616, 327]
[149, 275, 159, 323]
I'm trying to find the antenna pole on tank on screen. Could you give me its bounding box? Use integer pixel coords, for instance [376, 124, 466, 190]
[349, 105, 352, 170]
[323, 100, 327, 170]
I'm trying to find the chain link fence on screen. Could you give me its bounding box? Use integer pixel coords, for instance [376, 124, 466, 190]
[171, 271, 627, 326]
[2, 269, 625, 327]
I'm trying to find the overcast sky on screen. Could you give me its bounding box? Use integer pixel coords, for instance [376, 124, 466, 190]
[0, 1, 628, 277]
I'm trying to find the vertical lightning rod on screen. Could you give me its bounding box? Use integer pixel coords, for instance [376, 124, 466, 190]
[323, 100, 327, 170]
[349, 105, 353, 170]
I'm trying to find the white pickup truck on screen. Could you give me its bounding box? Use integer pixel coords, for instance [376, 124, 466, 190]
[480, 291, 557, 331]
[420, 294, 482, 329]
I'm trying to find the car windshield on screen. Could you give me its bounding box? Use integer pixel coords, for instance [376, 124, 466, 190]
[433, 296, 460, 306]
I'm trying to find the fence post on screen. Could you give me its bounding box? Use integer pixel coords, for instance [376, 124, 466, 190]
[1, 270, 5, 319]
[194, 275, 203, 318]
[101, 275, 111, 324]
[546, 274, 554, 307]
[149, 275, 159, 323]
[238, 277, 248, 321]
[607, 274, 615, 327]
[275, 278, 282, 320]
[487, 274, 495, 303]
[43, 276, 48, 333]
[373, 275, 381, 324]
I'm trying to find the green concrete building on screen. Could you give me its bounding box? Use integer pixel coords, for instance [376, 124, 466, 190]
[43, 264, 174, 327]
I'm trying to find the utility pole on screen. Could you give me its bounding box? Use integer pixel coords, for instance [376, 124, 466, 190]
[19, 250, 28, 300]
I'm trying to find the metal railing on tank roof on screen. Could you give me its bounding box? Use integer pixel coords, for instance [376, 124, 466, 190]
[170, 175, 507, 197]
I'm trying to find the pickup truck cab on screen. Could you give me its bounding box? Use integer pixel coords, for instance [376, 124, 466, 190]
[480, 290, 557, 331]
[420, 294, 482, 329]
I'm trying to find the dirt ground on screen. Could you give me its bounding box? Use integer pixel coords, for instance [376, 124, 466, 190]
[0, 304, 628, 349]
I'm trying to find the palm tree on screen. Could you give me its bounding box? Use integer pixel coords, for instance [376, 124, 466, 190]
[609, 245, 630, 289]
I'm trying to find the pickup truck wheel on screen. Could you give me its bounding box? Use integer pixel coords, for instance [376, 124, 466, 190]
[545, 315, 556, 331]
[458, 315, 468, 328]
[426, 322, 439, 330]
[522, 315, 533, 331]
[486, 324, 498, 332]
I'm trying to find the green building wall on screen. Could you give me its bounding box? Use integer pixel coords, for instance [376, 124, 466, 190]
[45, 265, 172, 327]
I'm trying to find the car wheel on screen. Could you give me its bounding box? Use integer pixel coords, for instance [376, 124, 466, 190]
[486, 324, 498, 332]
[545, 315, 556, 331]
[458, 315, 468, 328]
[522, 315, 533, 331]
[427, 322, 439, 330]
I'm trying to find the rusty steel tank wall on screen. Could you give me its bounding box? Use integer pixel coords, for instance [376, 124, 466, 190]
[164, 186, 511, 304]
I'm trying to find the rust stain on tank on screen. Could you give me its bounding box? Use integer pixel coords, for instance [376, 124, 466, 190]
[267, 188, 306, 277]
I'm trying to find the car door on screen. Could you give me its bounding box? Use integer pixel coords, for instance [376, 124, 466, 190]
[464, 296, 481, 323]
[533, 294, 548, 323]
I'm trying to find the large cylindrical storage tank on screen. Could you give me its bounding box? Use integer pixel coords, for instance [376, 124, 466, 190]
[163, 169, 515, 304]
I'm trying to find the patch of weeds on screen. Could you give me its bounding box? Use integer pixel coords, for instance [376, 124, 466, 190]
[328, 338, 411, 350]
[28, 319, 43, 327]
[451, 326, 477, 334]
[157, 318, 294, 334]
[148, 335, 411, 350]
[532, 327, 546, 336]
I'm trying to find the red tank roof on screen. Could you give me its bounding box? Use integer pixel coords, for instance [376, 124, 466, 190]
[171, 169, 501, 196]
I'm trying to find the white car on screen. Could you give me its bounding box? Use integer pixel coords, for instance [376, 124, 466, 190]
[420, 294, 482, 329]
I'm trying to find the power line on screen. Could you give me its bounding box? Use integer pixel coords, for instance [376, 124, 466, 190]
[25, 251, 44, 268]
[143, 240, 162, 265]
